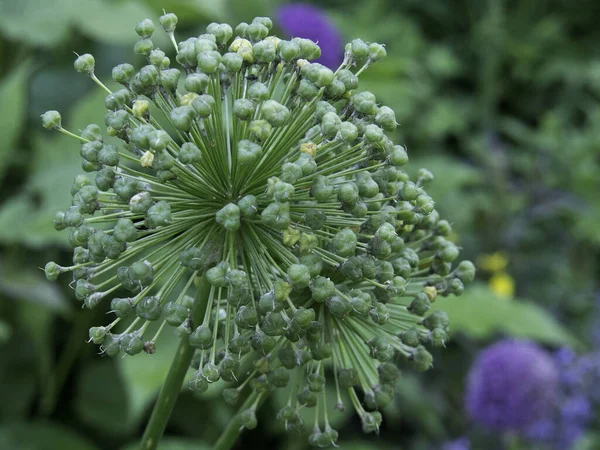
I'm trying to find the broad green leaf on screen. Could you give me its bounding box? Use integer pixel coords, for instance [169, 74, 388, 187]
[0, 0, 73, 46]
[0, 266, 70, 316]
[0, 329, 37, 421]
[75, 0, 158, 45]
[121, 437, 210, 450]
[0, 422, 99, 450]
[0, 319, 10, 343]
[436, 283, 578, 346]
[75, 361, 132, 435]
[0, 62, 30, 181]
[118, 326, 183, 425]
[0, 87, 111, 248]
[144, 0, 227, 23]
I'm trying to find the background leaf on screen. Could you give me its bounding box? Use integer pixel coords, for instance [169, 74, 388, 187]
[436, 283, 579, 346]
[0, 422, 100, 450]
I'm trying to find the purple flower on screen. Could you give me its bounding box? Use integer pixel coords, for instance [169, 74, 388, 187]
[465, 339, 558, 432]
[442, 437, 470, 450]
[276, 3, 343, 69]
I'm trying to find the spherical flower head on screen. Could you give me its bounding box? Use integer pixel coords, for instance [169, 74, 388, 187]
[277, 3, 343, 69]
[44, 13, 474, 447]
[466, 339, 558, 432]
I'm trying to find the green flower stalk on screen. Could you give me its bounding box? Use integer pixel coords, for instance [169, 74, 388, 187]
[43, 13, 475, 449]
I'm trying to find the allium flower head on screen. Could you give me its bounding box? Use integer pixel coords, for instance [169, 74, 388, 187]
[43, 13, 474, 447]
[277, 3, 343, 69]
[466, 339, 558, 432]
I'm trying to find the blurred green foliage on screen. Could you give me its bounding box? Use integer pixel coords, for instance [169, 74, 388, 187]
[0, 0, 597, 449]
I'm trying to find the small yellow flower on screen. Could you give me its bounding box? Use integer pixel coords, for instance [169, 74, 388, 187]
[489, 272, 514, 298]
[478, 252, 508, 273]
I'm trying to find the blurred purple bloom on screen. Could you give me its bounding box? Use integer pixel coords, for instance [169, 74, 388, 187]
[442, 437, 470, 450]
[277, 3, 343, 69]
[465, 339, 558, 432]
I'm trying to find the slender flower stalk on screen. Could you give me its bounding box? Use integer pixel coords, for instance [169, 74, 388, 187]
[42, 13, 474, 449]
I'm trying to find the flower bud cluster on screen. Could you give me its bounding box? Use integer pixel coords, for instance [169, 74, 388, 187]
[43, 13, 474, 446]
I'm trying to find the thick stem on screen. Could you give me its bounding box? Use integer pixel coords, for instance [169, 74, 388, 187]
[140, 276, 211, 450]
[213, 392, 272, 450]
[212, 393, 259, 450]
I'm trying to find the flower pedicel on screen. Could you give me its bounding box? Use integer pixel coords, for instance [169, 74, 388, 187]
[42, 13, 475, 448]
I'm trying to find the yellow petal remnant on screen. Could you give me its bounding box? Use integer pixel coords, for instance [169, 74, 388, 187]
[489, 272, 515, 299]
[140, 150, 154, 168]
[300, 142, 317, 157]
[478, 252, 508, 273]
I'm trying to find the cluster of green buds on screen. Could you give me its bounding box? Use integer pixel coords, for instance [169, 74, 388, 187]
[43, 13, 474, 447]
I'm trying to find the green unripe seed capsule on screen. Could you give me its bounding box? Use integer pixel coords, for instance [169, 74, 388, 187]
[135, 18, 154, 37]
[74, 53, 95, 75]
[159, 12, 178, 33]
[288, 264, 311, 289]
[216, 203, 241, 231]
[189, 325, 213, 349]
[44, 262, 62, 281]
[41, 111, 62, 130]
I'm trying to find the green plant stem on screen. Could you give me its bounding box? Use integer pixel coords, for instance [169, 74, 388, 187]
[140, 276, 211, 450]
[212, 392, 261, 450]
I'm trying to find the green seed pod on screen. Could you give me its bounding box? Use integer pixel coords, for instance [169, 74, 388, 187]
[179, 142, 202, 164]
[278, 40, 300, 61]
[44, 262, 62, 281]
[215, 203, 241, 231]
[351, 91, 377, 115]
[293, 38, 321, 60]
[298, 79, 319, 100]
[310, 276, 335, 303]
[74, 53, 95, 75]
[135, 18, 154, 37]
[455, 260, 476, 284]
[338, 368, 359, 388]
[261, 100, 290, 127]
[247, 21, 268, 41]
[253, 40, 277, 62]
[336, 69, 359, 91]
[237, 139, 262, 165]
[339, 121, 359, 142]
[332, 228, 357, 257]
[288, 264, 311, 289]
[178, 246, 204, 270]
[408, 293, 431, 316]
[41, 110, 62, 130]
[368, 42, 387, 62]
[159, 12, 178, 33]
[233, 98, 255, 121]
[189, 373, 209, 394]
[251, 329, 276, 354]
[240, 408, 258, 430]
[337, 182, 359, 205]
[411, 345, 433, 372]
[370, 303, 389, 324]
[134, 38, 154, 56]
[112, 63, 135, 84]
[311, 175, 333, 202]
[430, 328, 448, 347]
[328, 295, 352, 317]
[222, 388, 240, 406]
[207, 22, 233, 46]
[260, 202, 290, 230]
[164, 303, 188, 326]
[101, 334, 121, 357]
[146, 201, 172, 228]
[220, 52, 242, 72]
[88, 327, 107, 345]
[248, 119, 271, 141]
[306, 63, 334, 87]
[321, 111, 342, 138]
[185, 73, 209, 94]
[189, 325, 213, 349]
[129, 191, 153, 214]
[197, 50, 222, 73]
[191, 94, 216, 117]
[205, 262, 230, 287]
[121, 333, 145, 356]
[364, 124, 384, 143]
[201, 362, 220, 383]
[272, 180, 295, 202]
[169, 106, 195, 131]
[268, 367, 290, 388]
[160, 68, 181, 91]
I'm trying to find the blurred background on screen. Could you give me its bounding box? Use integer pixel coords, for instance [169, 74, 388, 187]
[0, 0, 598, 449]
